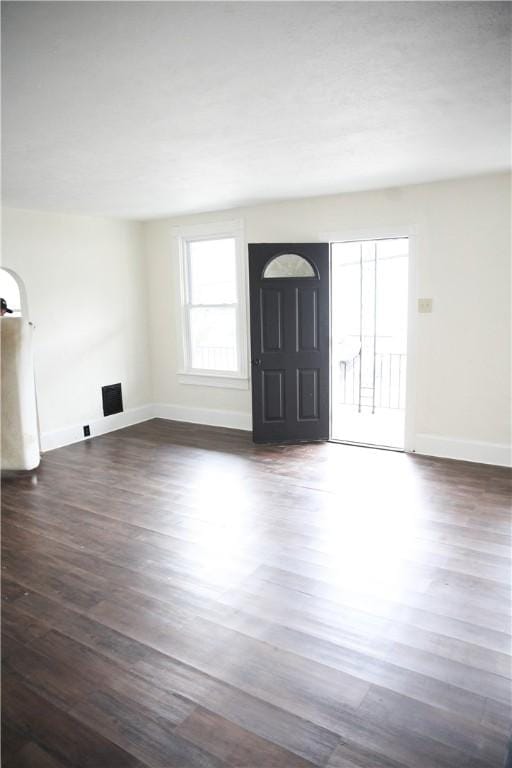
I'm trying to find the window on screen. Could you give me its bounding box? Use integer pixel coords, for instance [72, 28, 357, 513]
[263, 253, 316, 278]
[176, 220, 248, 388]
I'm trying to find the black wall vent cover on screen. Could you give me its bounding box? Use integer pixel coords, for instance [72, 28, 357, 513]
[102, 383, 123, 417]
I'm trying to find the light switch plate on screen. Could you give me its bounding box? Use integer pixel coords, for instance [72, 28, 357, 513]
[418, 298, 433, 313]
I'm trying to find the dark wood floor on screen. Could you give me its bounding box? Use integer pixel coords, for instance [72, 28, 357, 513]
[2, 419, 511, 768]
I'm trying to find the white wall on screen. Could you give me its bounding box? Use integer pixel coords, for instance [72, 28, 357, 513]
[2, 174, 509, 465]
[1, 208, 152, 450]
[145, 173, 511, 465]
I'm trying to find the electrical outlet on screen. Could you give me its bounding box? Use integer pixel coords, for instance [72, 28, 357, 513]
[418, 298, 433, 314]
[83, 425, 90, 437]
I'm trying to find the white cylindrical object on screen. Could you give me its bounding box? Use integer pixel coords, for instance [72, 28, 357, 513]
[1, 317, 40, 470]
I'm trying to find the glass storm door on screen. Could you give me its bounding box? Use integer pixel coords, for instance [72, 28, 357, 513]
[248, 244, 330, 443]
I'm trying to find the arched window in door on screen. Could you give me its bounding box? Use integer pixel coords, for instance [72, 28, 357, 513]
[262, 253, 317, 279]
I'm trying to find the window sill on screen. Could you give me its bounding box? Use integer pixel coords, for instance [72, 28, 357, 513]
[177, 371, 250, 390]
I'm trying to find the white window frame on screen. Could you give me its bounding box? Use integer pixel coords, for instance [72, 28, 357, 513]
[174, 219, 249, 389]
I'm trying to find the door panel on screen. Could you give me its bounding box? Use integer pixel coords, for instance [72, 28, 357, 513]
[260, 288, 283, 352]
[297, 286, 318, 351]
[298, 368, 319, 420]
[262, 370, 286, 422]
[249, 243, 329, 443]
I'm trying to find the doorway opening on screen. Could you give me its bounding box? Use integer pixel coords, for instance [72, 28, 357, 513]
[331, 237, 409, 450]
[0, 268, 23, 316]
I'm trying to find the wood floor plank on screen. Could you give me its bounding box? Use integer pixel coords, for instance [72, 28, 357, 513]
[70, 691, 224, 768]
[2, 589, 151, 666]
[358, 684, 506, 766]
[4, 640, 100, 709]
[252, 564, 512, 636]
[175, 706, 318, 767]
[481, 695, 512, 736]
[2, 672, 149, 768]
[135, 648, 341, 766]
[217, 575, 512, 671]
[212, 602, 508, 718]
[2, 418, 511, 768]
[1, 718, 29, 765]
[2, 741, 69, 768]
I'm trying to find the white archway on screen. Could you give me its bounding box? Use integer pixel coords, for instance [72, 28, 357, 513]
[0, 267, 28, 317]
[1, 266, 39, 469]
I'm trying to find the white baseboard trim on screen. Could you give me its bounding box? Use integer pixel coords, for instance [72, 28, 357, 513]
[414, 433, 511, 467]
[40, 402, 251, 453]
[153, 403, 252, 432]
[41, 404, 155, 453]
[40, 405, 510, 468]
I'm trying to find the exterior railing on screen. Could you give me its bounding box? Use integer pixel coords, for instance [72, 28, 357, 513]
[334, 336, 407, 411]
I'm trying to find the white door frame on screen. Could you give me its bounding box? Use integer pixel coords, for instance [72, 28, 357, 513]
[322, 226, 417, 453]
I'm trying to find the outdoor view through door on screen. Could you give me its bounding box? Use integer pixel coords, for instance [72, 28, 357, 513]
[331, 238, 409, 449]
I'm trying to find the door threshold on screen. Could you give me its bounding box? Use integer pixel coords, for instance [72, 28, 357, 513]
[329, 438, 404, 453]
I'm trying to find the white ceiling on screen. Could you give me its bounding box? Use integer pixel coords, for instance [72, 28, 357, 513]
[2, 1, 511, 219]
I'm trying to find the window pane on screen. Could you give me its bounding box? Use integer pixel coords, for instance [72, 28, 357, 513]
[331, 241, 361, 267]
[189, 238, 237, 304]
[263, 253, 315, 278]
[189, 306, 238, 371]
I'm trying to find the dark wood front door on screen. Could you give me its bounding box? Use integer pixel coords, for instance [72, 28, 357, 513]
[248, 243, 330, 444]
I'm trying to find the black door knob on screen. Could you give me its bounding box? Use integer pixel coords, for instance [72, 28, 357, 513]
[251, 358, 262, 367]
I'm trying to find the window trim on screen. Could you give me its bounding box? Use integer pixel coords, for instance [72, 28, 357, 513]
[174, 219, 249, 389]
